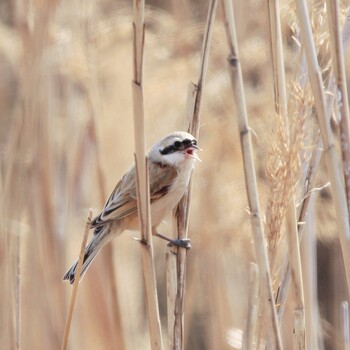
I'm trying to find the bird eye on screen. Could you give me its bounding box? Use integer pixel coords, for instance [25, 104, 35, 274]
[173, 141, 182, 148]
[183, 139, 191, 146]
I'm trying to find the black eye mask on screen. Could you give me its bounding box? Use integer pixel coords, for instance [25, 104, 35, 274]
[159, 139, 197, 155]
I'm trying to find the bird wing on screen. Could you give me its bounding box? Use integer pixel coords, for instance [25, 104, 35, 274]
[90, 162, 178, 229]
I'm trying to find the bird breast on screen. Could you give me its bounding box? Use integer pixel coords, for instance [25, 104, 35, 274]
[150, 164, 193, 227]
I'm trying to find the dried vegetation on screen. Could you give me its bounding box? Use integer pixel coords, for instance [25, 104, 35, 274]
[1, 0, 350, 349]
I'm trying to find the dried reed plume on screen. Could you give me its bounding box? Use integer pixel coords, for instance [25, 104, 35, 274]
[265, 84, 309, 260]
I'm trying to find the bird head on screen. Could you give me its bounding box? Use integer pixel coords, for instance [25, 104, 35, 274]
[149, 131, 201, 168]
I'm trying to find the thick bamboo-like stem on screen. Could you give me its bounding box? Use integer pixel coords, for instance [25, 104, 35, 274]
[341, 301, 350, 350]
[267, 1, 305, 347]
[61, 210, 92, 350]
[222, 0, 283, 348]
[171, 2, 218, 349]
[132, 1, 163, 349]
[242, 263, 259, 350]
[326, 0, 350, 222]
[295, 0, 350, 295]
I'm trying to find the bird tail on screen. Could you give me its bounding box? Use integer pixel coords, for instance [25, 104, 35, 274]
[63, 230, 109, 284]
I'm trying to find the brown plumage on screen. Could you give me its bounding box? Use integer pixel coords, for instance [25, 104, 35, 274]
[63, 131, 200, 284]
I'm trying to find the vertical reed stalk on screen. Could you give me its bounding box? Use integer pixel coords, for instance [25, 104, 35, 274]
[301, 197, 323, 349]
[166, 250, 177, 350]
[341, 301, 350, 350]
[171, 2, 218, 349]
[294, 309, 305, 350]
[80, 1, 125, 346]
[267, 0, 305, 346]
[222, 0, 283, 348]
[242, 263, 259, 350]
[287, 203, 305, 349]
[168, 82, 196, 350]
[295, 0, 350, 296]
[15, 228, 21, 350]
[276, 7, 350, 322]
[326, 0, 350, 222]
[267, 0, 287, 117]
[61, 210, 92, 350]
[132, 1, 163, 349]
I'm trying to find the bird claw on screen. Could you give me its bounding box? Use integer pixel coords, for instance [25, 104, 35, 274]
[167, 238, 191, 250]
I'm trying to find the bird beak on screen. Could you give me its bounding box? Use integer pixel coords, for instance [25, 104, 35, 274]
[185, 144, 202, 162]
[191, 144, 203, 151]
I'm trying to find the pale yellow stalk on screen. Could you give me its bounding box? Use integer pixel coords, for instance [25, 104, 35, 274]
[132, 1, 163, 349]
[267, 0, 305, 347]
[295, 0, 350, 296]
[242, 263, 259, 350]
[222, 0, 283, 348]
[326, 0, 350, 221]
[171, 2, 218, 349]
[61, 210, 92, 350]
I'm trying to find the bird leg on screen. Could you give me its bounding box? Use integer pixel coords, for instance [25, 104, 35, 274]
[153, 231, 191, 250]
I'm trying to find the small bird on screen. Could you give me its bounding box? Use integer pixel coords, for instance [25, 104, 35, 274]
[63, 131, 200, 284]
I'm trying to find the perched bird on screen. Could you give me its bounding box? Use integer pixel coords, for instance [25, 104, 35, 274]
[63, 131, 200, 284]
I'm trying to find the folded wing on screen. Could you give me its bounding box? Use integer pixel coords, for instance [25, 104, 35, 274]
[90, 163, 177, 231]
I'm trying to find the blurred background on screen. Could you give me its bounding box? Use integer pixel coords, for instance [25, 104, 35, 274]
[1, 0, 350, 349]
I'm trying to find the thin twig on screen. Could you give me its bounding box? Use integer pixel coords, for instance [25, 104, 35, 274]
[169, 82, 196, 350]
[189, 0, 218, 139]
[132, 1, 163, 349]
[266, 0, 287, 117]
[171, 2, 218, 349]
[166, 250, 177, 350]
[222, 0, 283, 348]
[61, 210, 92, 350]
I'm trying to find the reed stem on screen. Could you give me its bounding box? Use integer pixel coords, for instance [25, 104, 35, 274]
[222, 0, 283, 348]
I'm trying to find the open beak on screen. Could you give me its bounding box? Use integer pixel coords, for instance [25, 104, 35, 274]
[184, 143, 202, 162]
[191, 144, 202, 151]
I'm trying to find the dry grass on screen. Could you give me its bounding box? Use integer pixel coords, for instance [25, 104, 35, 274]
[265, 82, 312, 265]
[1, 0, 350, 349]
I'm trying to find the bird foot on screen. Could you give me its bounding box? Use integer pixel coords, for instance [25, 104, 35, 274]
[167, 238, 191, 250]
